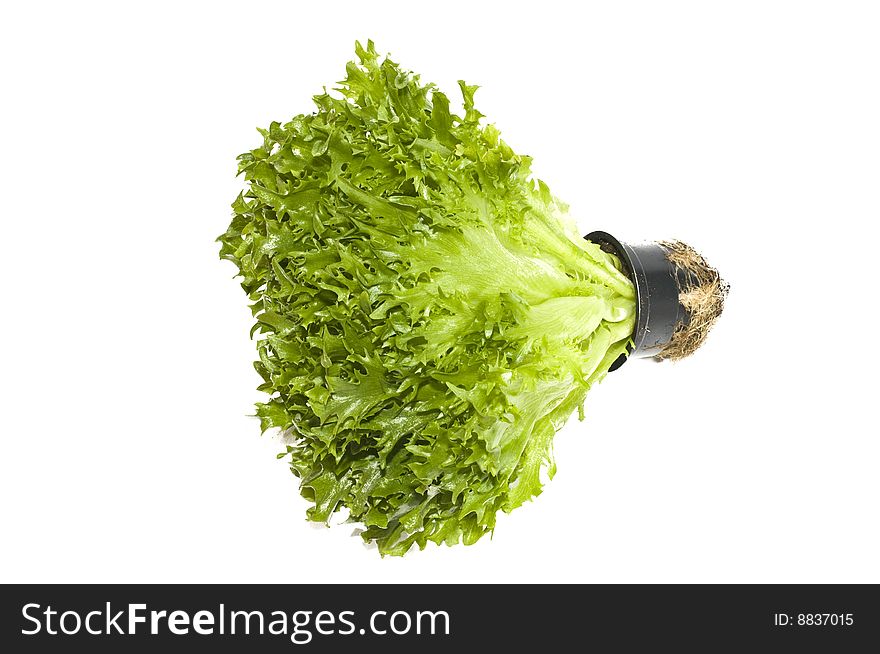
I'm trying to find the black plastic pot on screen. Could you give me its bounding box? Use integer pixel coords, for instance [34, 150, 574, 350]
[585, 231, 696, 371]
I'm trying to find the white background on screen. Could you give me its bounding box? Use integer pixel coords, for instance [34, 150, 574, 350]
[2, 1, 878, 583]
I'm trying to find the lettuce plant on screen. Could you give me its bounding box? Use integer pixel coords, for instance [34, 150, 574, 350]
[219, 41, 636, 555]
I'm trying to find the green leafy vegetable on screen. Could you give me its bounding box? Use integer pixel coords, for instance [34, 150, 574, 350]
[219, 41, 636, 555]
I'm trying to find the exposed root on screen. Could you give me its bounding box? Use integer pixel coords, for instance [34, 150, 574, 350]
[657, 240, 728, 360]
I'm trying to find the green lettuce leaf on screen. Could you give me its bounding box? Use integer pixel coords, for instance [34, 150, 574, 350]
[219, 40, 636, 555]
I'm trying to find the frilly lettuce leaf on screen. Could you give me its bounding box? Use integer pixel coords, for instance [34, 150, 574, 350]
[219, 41, 635, 555]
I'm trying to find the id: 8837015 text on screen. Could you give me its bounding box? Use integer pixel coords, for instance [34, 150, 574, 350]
[773, 613, 853, 627]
